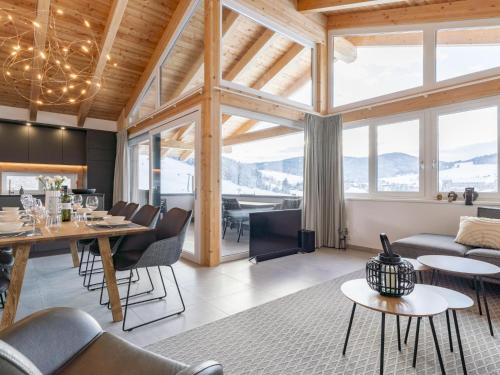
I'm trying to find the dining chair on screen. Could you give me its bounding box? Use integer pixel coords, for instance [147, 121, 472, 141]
[78, 200, 130, 277]
[221, 198, 242, 239]
[104, 207, 192, 331]
[0, 270, 9, 309]
[84, 205, 160, 293]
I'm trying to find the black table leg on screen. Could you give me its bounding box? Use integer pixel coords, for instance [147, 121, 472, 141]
[479, 277, 494, 336]
[446, 310, 453, 352]
[381, 312, 385, 375]
[429, 316, 446, 375]
[404, 317, 412, 345]
[396, 315, 401, 352]
[412, 317, 421, 368]
[474, 276, 483, 316]
[342, 303, 357, 356]
[452, 310, 467, 375]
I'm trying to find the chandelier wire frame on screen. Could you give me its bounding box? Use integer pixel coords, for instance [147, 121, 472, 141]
[0, 7, 114, 106]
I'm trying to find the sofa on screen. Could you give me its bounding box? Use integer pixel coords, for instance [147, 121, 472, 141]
[0, 308, 223, 375]
[392, 206, 500, 281]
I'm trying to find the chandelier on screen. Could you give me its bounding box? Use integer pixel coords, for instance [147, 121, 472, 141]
[0, 7, 116, 106]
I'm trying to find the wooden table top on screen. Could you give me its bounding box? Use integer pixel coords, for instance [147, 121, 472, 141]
[341, 279, 448, 317]
[403, 257, 430, 272]
[419, 285, 474, 310]
[0, 221, 151, 246]
[418, 255, 500, 276]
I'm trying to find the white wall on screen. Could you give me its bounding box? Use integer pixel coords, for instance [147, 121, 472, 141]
[345, 198, 500, 250]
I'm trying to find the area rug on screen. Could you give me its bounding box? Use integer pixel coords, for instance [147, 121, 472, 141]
[147, 269, 500, 374]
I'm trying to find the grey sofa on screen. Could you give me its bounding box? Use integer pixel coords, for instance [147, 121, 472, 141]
[0, 308, 223, 375]
[392, 206, 500, 280]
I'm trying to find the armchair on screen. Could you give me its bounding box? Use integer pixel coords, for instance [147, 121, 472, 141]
[0, 307, 223, 375]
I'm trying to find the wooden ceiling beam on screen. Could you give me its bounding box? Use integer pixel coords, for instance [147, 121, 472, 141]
[29, 0, 51, 121]
[298, 0, 402, 14]
[223, 126, 300, 146]
[77, 0, 128, 127]
[328, 0, 500, 29]
[124, 0, 198, 119]
[169, 9, 240, 99]
[224, 28, 275, 82]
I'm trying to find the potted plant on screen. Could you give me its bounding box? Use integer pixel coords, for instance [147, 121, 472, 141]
[38, 176, 65, 217]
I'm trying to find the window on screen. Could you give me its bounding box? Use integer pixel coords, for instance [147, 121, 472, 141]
[2, 173, 75, 194]
[333, 31, 423, 107]
[221, 6, 313, 107]
[343, 126, 369, 193]
[129, 140, 150, 205]
[377, 119, 420, 192]
[129, 80, 157, 124]
[437, 26, 500, 82]
[159, 2, 204, 104]
[222, 123, 303, 196]
[438, 106, 498, 192]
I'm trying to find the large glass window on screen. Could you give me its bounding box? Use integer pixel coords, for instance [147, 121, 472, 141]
[343, 126, 369, 193]
[222, 6, 313, 106]
[377, 119, 420, 192]
[129, 80, 157, 124]
[437, 26, 500, 82]
[438, 106, 498, 192]
[160, 2, 204, 104]
[129, 140, 150, 205]
[333, 31, 423, 107]
[1, 172, 75, 194]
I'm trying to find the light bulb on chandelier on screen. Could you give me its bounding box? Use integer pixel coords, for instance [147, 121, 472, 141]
[0, 7, 117, 106]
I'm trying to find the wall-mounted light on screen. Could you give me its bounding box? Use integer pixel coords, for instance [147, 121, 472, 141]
[60, 127, 66, 130]
[25, 122, 31, 126]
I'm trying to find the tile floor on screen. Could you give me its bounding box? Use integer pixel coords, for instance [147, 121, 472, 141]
[1, 248, 371, 347]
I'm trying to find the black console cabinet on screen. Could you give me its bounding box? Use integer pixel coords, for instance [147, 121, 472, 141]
[0, 123, 30, 163]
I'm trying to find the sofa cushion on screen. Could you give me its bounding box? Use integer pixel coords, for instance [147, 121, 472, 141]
[466, 248, 500, 269]
[391, 234, 472, 259]
[455, 216, 500, 250]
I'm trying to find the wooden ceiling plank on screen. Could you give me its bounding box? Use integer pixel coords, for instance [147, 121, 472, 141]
[29, 0, 51, 121]
[124, 0, 198, 119]
[77, 0, 128, 127]
[328, 0, 500, 29]
[298, 0, 403, 14]
[169, 10, 240, 100]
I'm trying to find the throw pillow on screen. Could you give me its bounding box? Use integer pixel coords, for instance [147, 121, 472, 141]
[455, 216, 500, 250]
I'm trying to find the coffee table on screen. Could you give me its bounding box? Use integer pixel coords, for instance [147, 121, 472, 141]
[418, 255, 500, 336]
[341, 279, 448, 375]
[403, 257, 430, 283]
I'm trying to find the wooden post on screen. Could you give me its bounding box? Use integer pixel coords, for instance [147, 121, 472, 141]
[200, 0, 221, 267]
[69, 240, 80, 268]
[315, 41, 328, 115]
[97, 237, 123, 322]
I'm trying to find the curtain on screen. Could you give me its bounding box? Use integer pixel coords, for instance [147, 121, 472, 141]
[113, 128, 129, 204]
[303, 113, 345, 248]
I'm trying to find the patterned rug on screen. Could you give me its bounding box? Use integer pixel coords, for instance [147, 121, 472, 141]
[147, 269, 500, 374]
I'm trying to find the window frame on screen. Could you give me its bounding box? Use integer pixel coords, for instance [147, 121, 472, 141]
[220, 0, 317, 111]
[329, 17, 500, 113]
[344, 96, 500, 201]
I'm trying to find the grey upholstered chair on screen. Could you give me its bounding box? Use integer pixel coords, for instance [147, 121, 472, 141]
[110, 207, 193, 331]
[0, 307, 223, 375]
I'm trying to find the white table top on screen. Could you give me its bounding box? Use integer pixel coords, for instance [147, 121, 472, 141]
[403, 258, 430, 272]
[419, 285, 473, 310]
[418, 255, 500, 276]
[341, 279, 448, 317]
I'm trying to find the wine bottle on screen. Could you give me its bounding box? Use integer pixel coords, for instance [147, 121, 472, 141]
[61, 186, 72, 222]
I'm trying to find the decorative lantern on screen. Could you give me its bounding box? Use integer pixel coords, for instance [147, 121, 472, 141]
[366, 234, 416, 297]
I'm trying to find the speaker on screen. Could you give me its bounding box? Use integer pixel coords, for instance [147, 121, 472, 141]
[299, 230, 315, 253]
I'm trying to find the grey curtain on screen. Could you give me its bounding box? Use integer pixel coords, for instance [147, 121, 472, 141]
[303, 113, 345, 248]
[113, 128, 129, 204]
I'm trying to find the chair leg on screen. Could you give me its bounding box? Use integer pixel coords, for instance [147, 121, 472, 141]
[122, 265, 185, 332]
[78, 243, 85, 276]
[82, 249, 92, 286]
[103, 268, 156, 308]
[237, 221, 242, 242]
[0, 293, 4, 309]
[122, 270, 134, 332]
[222, 220, 228, 239]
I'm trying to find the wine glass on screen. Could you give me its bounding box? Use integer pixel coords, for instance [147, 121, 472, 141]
[73, 194, 83, 209]
[86, 196, 99, 219]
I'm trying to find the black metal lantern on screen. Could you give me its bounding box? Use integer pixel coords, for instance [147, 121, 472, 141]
[366, 234, 416, 297]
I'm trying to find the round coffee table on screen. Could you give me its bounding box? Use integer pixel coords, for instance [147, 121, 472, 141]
[418, 255, 500, 336]
[403, 258, 430, 283]
[341, 279, 448, 375]
[406, 285, 473, 374]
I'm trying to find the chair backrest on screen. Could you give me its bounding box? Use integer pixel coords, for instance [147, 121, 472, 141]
[280, 198, 301, 210]
[156, 208, 193, 240]
[222, 198, 240, 211]
[108, 201, 127, 216]
[119, 203, 139, 220]
[131, 205, 160, 228]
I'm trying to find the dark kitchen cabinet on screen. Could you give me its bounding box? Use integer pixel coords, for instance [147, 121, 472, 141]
[29, 126, 63, 164]
[0, 123, 30, 162]
[62, 129, 86, 165]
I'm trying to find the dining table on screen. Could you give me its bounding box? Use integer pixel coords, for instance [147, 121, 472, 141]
[0, 221, 151, 330]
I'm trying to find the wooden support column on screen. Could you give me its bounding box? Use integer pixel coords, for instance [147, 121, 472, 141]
[315, 41, 328, 115]
[200, 0, 221, 267]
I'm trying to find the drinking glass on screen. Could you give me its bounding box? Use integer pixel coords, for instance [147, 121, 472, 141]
[86, 196, 99, 212]
[73, 194, 83, 209]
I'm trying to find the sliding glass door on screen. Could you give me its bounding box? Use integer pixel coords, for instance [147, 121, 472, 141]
[129, 139, 150, 205]
[150, 113, 200, 262]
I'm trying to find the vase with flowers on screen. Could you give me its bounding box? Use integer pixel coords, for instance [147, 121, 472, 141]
[38, 176, 65, 218]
